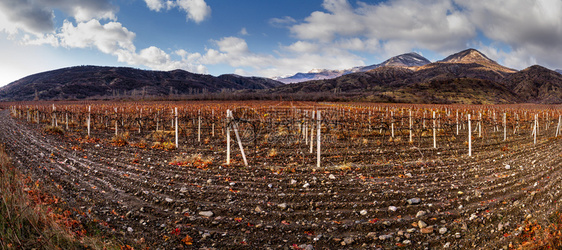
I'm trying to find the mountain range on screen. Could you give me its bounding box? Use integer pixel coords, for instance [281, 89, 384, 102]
[2, 48, 562, 104]
[268, 49, 562, 104]
[276, 52, 431, 83]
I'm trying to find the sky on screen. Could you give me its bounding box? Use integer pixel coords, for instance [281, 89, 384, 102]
[1, 0, 562, 86]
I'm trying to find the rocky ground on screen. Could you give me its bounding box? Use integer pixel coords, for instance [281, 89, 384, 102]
[0, 109, 561, 249]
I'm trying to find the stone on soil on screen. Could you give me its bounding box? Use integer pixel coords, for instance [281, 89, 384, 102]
[199, 211, 214, 217]
[407, 198, 421, 205]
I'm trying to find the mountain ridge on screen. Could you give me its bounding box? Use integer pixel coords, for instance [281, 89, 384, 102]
[277, 52, 431, 83]
[269, 48, 562, 104]
[3, 48, 562, 104]
[0, 66, 283, 101]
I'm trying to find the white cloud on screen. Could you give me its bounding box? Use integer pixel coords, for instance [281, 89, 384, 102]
[194, 36, 364, 78]
[239, 27, 248, 36]
[283, 41, 319, 53]
[175, 0, 211, 23]
[269, 16, 297, 27]
[56, 0, 117, 22]
[22, 19, 207, 74]
[144, 0, 211, 23]
[290, 0, 475, 53]
[0, 0, 55, 34]
[457, 0, 562, 69]
[144, 0, 165, 11]
[57, 20, 136, 54]
[0, 0, 117, 34]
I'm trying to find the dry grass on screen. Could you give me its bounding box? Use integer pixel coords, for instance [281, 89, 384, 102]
[170, 153, 213, 168]
[111, 132, 129, 146]
[0, 145, 119, 249]
[43, 126, 64, 135]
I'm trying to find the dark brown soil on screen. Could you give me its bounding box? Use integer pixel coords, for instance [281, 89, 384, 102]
[1, 109, 561, 249]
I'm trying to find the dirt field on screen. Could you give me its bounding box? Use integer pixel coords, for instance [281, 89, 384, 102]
[1, 106, 561, 249]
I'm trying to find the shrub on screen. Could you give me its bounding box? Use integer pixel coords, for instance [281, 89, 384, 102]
[43, 126, 64, 135]
[170, 154, 212, 168]
[111, 132, 129, 146]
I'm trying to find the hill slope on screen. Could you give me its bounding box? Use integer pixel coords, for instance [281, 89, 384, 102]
[0, 66, 283, 101]
[271, 49, 562, 104]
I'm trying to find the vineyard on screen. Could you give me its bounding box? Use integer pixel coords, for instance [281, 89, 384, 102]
[2, 101, 562, 249]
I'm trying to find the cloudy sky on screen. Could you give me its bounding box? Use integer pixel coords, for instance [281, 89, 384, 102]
[0, 0, 561, 86]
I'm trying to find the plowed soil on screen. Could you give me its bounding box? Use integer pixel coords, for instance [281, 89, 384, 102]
[1, 110, 561, 249]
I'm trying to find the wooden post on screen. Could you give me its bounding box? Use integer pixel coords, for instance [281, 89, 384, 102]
[156, 110, 160, 131]
[468, 114, 472, 156]
[423, 110, 426, 129]
[409, 109, 413, 143]
[368, 110, 372, 132]
[533, 114, 537, 145]
[138, 108, 143, 133]
[175, 107, 178, 148]
[391, 111, 394, 138]
[317, 110, 321, 168]
[310, 111, 315, 154]
[555, 115, 562, 137]
[433, 111, 437, 149]
[304, 110, 309, 145]
[226, 109, 231, 165]
[87, 105, 91, 137]
[212, 109, 215, 137]
[456, 110, 459, 135]
[198, 109, 201, 142]
[231, 110, 248, 167]
[503, 113, 506, 141]
[478, 112, 482, 138]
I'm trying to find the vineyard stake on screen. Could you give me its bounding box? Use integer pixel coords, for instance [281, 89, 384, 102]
[310, 111, 315, 154]
[533, 114, 537, 145]
[212, 109, 215, 137]
[503, 113, 506, 141]
[317, 110, 321, 168]
[198, 109, 201, 142]
[137, 108, 141, 133]
[423, 110, 426, 129]
[175, 107, 178, 148]
[478, 112, 482, 138]
[87, 105, 91, 137]
[456, 110, 459, 135]
[156, 110, 159, 131]
[468, 114, 472, 156]
[391, 111, 394, 138]
[52, 104, 55, 127]
[304, 110, 308, 145]
[433, 111, 437, 149]
[409, 109, 413, 143]
[226, 109, 231, 165]
[555, 115, 562, 137]
[231, 110, 248, 167]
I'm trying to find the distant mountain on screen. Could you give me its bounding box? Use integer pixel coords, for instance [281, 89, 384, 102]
[276, 69, 346, 84]
[276, 52, 430, 83]
[0, 66, 283, 101]
[269, 48, 562, 104]
[503, 65, 562, 103]
[4, 49, 562, 104]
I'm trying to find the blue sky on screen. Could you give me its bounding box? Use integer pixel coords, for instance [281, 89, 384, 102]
[1, 0, 561, 86]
